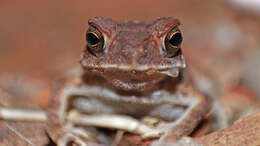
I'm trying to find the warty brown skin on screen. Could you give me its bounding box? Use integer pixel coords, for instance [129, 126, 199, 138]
[46, 17, 210, 146]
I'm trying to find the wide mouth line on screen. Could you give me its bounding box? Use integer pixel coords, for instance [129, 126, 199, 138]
[82, 63, 185, 71]
[81, 55, 186, 71]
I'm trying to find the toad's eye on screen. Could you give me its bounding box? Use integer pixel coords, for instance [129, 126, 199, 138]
[164, 27, 183, 58]
[86, 26, 104, 56]
[87, 32, 100, 45]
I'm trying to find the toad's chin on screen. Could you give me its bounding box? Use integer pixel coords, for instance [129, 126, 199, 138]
[110, 79, 159, 91]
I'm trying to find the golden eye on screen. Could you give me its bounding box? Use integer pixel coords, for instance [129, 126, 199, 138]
[164, 27, 183, 58]
[86, 26, 104, 56]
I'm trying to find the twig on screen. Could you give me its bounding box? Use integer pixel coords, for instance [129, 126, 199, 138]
[0, 107, 47, 122]
[67, 110, 155, 135]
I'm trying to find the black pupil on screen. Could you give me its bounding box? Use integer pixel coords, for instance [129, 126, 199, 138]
[87, 33, 100, 45]
[169, 33, 182, 46]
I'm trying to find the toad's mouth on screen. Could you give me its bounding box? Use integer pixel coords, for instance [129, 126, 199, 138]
[80, 54, 186, 72]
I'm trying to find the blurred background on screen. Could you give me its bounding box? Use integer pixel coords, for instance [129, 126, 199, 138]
[0, 0, 260, 114]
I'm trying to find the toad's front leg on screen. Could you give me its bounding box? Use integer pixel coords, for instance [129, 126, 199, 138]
[150, 84, 210, 145]
[46, 72, 100, 145]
